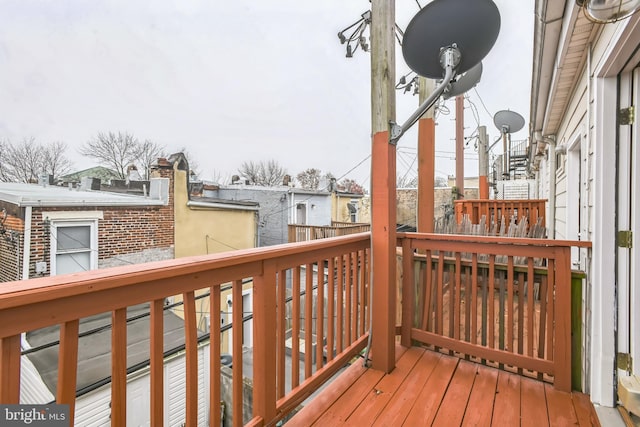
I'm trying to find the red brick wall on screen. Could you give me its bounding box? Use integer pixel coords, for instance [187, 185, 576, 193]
[0, 214, 23, 282]
[14, 203, 175, 280]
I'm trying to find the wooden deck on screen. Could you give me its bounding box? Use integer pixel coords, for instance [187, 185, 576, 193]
[286, 346, 601, 426]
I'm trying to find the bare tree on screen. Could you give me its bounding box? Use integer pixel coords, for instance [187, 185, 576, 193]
[79, 131, 141, 179]
[0, 138, 73, 183]
[339, 178, 365, 195]
[42, 141, 73, 179]
[297, 168, 322, 190]
[139, 140, 166, 180]
[3, 137, 44, 183]
[238, 160, 287, 187]
[397, 174, 418, 188]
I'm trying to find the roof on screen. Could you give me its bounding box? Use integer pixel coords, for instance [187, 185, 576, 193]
[189, 196, 259, 211]
[0, 182, 165, 208]
[24, 303, 194, 395]
[60, 166, 121, 183]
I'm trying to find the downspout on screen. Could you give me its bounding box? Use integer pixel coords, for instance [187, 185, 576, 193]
[534, 132, 557, 238]
[22, 206, 32, 280]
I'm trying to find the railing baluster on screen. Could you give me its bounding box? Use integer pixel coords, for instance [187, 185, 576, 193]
[292, 267, 301, 389]
[327, 258, 335, 363]
[358, 249, 366, 337]
[316, 258, 324, 372]
[209, 287, 221, 427]
[111, 308, 127, 427]
[527, 260, 535, 359]
[546, 260, 555, 364]
[232, 280, 243, 426]
[183, 291, 198, 427]
[344, 253, 352, 346]
[488, 255, 495, 352]
[277, 271, 286, 399]
[351, 252, 358, 345]
[507, 257, 514, 356]
[57, 319, 79, 425]
[0, 334, 20, 404]
[304, 263, 313, 379]
[449, 263, 455, 342]
[471, 254, 478, 346]
[436, 252, 445, 337]
[401, 238, 414, 347]
[454, 254, 462, 341]
[554, 248, 572, 392]
[538, 275, 548, 379]
[464, 265, 471, 346]
[517, 271, 525, 374]
[336, 255, 344, 355]
[150, 299, 164, 427]
[422, 250, 433, 332]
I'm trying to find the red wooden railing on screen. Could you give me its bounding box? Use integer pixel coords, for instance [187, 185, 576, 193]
[454, 199, 546, 232]
[288, 223, 371, 243]
[398, 232, 590, 392]
[0, 231, 589, 425]
[0, 234, 370, 427]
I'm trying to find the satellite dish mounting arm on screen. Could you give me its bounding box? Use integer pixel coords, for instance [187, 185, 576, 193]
[389, 45, 461, 144]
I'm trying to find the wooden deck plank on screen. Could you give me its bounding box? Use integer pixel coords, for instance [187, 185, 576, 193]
[491, 371, 521, 425]
[287, 347, 602, 427]
[544, 383, 578, 426]
[521, 376, 549, 427]
[400, 353, 459, 426]
[285, 362, 369, 427]
[371, 350, 444, 426]
[311, 367, 385, 425]
[432, 360, 478, 426]
[345, 347, 426, 425]
[572, 392, 601, 427]
[461, 364, 499, 427]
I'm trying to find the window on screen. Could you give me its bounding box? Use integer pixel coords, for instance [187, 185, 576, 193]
[50, 221, 98, 275]
[348, 200, 359, 222]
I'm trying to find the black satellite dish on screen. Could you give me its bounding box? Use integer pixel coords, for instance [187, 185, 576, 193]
[402, 0, 501, 79]
[391, 0, 500, 142]
[494, 110, 525, 134]
[493, 110, 524, 180]
[443, 62, 483, 100]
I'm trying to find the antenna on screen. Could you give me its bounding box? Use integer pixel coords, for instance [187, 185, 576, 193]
[390, 0, 501, 143]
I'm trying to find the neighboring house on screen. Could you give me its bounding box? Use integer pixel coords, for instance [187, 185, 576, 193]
[59, 166, 121, 186]
[0, 179, 174, 282]
[207, 184, 332, 247]
[331, 190, 365, 224]
[151, 154, 260, 353]
[529, 0, 640, 410]
[359, 186, 478, 228]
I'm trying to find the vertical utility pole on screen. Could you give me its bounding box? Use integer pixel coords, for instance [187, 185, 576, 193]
[417, 77, 435, 233]
[370, 0, 396, 373]
[478, 125, 489, 199]
[455, 95, 465, 199]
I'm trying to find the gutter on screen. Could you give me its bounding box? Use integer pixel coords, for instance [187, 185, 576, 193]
[186, 201, 259, 212]
[533, 131, 557, 239]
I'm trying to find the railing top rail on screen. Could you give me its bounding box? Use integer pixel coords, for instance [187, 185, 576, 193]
[398, 232, 592, 248]
[0, 232, 371, 310]
[453, 199, 548, 203]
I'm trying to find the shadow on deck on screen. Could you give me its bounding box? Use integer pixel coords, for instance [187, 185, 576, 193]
[287, 345, 601, 426]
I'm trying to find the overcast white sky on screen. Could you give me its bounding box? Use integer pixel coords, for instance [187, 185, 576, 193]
[0, 0, 533, 186]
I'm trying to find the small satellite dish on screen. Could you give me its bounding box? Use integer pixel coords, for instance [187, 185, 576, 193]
[493, 110, 525, 134]
[402, 0, 501, 79]
[443, 62, 483, 100]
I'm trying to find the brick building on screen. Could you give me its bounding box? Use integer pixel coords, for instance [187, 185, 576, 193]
[0, 179, 174, 282]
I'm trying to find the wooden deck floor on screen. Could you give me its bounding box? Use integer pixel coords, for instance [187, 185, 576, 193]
[286, 346, 600, 426]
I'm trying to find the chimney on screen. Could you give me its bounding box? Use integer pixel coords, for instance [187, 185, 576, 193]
[283, 174, 291, 186]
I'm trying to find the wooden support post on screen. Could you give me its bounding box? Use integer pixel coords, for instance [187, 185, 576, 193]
[370, 0, 396, 373]
[478, 126, 490, 199]
[455, 95, 465, 199]
[418, 78, 436, 233]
